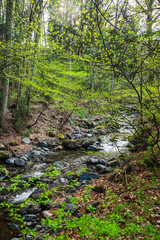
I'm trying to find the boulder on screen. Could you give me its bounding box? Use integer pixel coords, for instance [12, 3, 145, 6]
[62, 140, 79, 149]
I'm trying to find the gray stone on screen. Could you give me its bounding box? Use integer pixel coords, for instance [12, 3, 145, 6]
[39, 141, 49, 148]
[8, 222, 19, 231]
[42, 210, 53, 218]
[96, 165, 112, 173]
[0, 143, 5, 150]
[80, 172, 99, 181]
[54, 161, 70, 170]
[22, 137, 31, 144]
[60, 178, 69, 184]
[87, 158, 99, 165]
[5, 157, 16, 165]
[24, 214, 36, 221]
[11, 238, 20, 240]
[14, 159, 26, 167]
[33, 151, 41, 157]
[74, 134, 82, 139]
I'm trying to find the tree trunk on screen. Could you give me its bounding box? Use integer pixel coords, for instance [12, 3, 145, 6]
[0, 0, 13, 128]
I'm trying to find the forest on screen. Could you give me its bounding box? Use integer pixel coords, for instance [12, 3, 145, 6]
[0, 0, 160, 239]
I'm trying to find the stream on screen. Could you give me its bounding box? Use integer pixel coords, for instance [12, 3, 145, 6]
[0, 112, 136, 240]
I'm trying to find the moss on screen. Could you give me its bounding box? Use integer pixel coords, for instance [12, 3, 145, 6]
[55, 133, 65, 140]
[9, 141, 19, 146]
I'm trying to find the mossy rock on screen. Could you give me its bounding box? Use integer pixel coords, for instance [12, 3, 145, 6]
[0, 151, 9, 161]
[55, 133, 65, 140]
[48, 131, 55, 137]
[9, 141, 19, 146]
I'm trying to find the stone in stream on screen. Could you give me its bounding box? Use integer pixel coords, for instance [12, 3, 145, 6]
[39, 141, 48, 148]
[22, 137, 31, 144]
[87, 145, 102, 151]
[62, 140, 79, 149]
[5, 157, 16, 165]
[14, 159, 26, 167]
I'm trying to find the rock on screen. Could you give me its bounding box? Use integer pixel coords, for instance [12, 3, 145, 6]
[54, 161, 70, 170]
[11, 238, 20, 240]
[24, 214, 36, 221]
[81, 139, 95, 148]
[74, 133, 82, 139]
[33, 151, 41, 157]
[65, 133, 72, 139]
[77, 212, 83, 218]
[39, 141, 48, 148]
[87, 158, 99, 165]
[0, 151, 9, 160]
[29, 189, 45, 200]
[96, 164, 112, 173]
[0, 143, 5, 150]
[62, 140, 79, 149]
[107, 160, 119, 168]
[55, 133, 65, 140]
[60, 178, 69, 184]
[14, 159, 26, 167]
[64, 203, 78, 213]
[49, 131, 55, 137]
[22, 137, 31, 144]
[5, 157, 16, 165]
[80, 172, 99, 181]
[87, 157, 106, 165]
[87, 145, 102, 151]
[8, 222, 19, 231]
[42, 210, 53, 218]
[19, 203, 41, 215]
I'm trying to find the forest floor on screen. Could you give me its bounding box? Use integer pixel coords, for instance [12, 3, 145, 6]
[0, 104, 160, 239]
